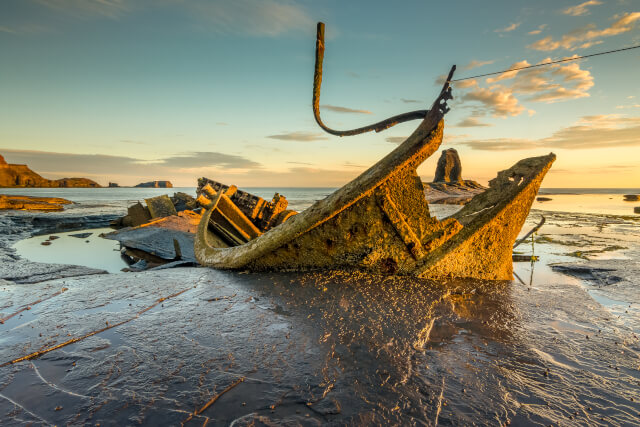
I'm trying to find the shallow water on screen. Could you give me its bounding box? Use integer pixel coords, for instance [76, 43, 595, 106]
[12, 228, 127, 274]
[533, 193, 640, 216]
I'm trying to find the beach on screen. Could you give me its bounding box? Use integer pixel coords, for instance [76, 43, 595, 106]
[1, 188, 639, 425]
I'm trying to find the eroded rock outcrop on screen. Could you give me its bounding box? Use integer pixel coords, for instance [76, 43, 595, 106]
[134, 181, 173, 188]
[433, 148, 463, 183]
[0, 154, 101, 188]
[423, 149, 485, 204]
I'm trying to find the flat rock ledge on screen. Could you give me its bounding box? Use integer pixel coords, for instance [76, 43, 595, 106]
[0, 195, 73, 211]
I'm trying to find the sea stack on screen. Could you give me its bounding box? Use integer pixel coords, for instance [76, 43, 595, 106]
[433, 148, 463, 183]
[423, 149, 486, 204]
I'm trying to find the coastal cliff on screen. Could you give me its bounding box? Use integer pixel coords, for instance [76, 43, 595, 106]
[135, 180, 173, 188]
[0, 154, 100, 188]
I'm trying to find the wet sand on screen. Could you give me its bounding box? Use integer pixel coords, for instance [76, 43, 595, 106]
[1, 204, 639, 425]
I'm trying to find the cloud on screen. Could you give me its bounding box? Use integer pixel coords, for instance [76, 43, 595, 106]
[529, 12, 640, 51]
[455, 117, 493, 127]
[0, 148, 378, 187]
[462, 85, 525, 117]
[153, 152, 261, 169]
[452, 114, 640, 150]
[186, 0, 314, 37]
[343, 162, 365, 168]
[486, 60, 531, 83]
[385, 136, 407, 144]
[400, 98, 421, 103]
[287, 161, 314, 166]
[453, 79, 480, 89]
[528, 24, 547, 35]
[463, 60, 495, 70]
[461, 58, 594, 108]
[0, 149, 262, 185]
[562, 0, 602, 17]
[35, 0, 130, 19]
[266, 131, 329, 142]
[321, 105, 373, 114]
[495, 22, 521, 33]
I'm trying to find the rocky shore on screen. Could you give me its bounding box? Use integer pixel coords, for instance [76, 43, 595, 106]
[1, 194, 639, 425]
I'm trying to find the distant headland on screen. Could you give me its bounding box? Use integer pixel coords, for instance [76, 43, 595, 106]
[0, 154, 100, 188]
[0, 154, 173, 188]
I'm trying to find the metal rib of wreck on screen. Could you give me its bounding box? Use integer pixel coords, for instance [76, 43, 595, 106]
[195, 22, 555, 280]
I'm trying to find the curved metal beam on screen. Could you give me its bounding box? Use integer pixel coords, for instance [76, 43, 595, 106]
[312, 22, 455, 137]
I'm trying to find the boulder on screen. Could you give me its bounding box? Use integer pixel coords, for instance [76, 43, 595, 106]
[170, 192, 196, 212]
[120, 202, 152, 227]
[145, 195, 177, 219]
[623, 194, 640, 201]
[433, 148, 463, 183]
[635, 207, 640, 214]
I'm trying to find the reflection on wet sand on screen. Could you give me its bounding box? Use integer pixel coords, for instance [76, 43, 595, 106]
[1, 261, 639, 425]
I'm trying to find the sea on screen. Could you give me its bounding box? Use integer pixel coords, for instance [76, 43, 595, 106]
[2, 186, 639, 424]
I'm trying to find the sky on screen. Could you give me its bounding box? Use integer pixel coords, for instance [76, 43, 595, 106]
[1, 0, 639, 188]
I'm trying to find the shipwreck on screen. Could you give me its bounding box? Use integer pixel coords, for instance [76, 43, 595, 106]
[194, 23, 555, 280]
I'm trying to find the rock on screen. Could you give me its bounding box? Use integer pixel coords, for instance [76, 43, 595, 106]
[624, 194, 640, 201]
[423, 149, 486, 205]
[145, 195, 177, 219]
[0, 194, 73, 211]
[108, 182, 119, 187]
[635, 207, 640, 214]
[104, 227, 196, 262]
[537, 197, 552, 202]
[122, 202, 152, 227]
[134, 181, 173, 188]
[69, 232, 92, 239]
[170, 192, 196, 212]
[434, 148, 463, 183]
[0, 154, 100, 188]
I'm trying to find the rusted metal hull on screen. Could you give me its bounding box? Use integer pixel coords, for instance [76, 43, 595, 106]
[194, 115, 555, 280]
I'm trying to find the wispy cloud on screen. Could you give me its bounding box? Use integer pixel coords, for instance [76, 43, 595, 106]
[528, 24, 547, 35]
[455, 117, 493, 127]
[36, 0, 131, 19]
[400, 98, 421, 103]
[152, 152, 260, 169]
[453, 114, 640, 150]
[529, 12, 640, 51]
[463, 59, 495, 70]
[0, 148, 265, 186]
[287, 161, 314, 166]
[495, 22, 521, 33]
[321, 105, 373, 114]
[562, 0, 602, 17]
[266, 131, 329, 142]
[186, 0, 314, 37]
[385, 136, 407, 144]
